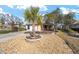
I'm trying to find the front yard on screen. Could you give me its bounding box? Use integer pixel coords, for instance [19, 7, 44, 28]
[0, 32, 73, 54]
[56, 30, 79, 53]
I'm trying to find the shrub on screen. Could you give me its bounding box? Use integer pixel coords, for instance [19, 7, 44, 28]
[0, 30, 12, 34]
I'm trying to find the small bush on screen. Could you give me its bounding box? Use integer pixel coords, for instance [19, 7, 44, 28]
[0, 30, 12, 34]
[19, 28, 25, 31]
[68, 29, 77, 33]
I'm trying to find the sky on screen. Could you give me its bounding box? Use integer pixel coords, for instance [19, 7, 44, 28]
[0, 5, 79, 21]
[0, 0, 79, 21]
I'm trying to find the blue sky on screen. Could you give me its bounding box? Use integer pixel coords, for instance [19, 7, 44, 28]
[0, 5, 79, 21]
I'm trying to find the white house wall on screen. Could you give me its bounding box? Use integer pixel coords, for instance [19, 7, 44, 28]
[26, 25, 32, 31]
[26, 25, 41, 32]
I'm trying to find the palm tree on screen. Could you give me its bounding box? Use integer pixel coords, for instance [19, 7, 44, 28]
[37, 15, 43, 31]
[24, 6, 42, 37]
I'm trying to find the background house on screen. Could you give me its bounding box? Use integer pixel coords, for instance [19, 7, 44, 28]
[0, 13, 24, 31]
[70, 22, 79, 32]
[26, 23, 42, 32]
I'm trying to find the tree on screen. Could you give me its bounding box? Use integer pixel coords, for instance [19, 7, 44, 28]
[45, 13, 54, 30]
[44, 8, 76, 32]
[24, 6, 42, 37]
[63, 12, 75, 30]
[37, 15, 43, 30]
[0, 16, 5, 29]
[10, 15, 23, 31]
[11, 21, 15, 31]
[51, 8, 62, 31]
[44, 8, 62, 32]
[15, 17, 23, 31]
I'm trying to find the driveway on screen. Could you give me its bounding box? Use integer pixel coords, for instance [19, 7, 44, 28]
[0, 31, 24, 42]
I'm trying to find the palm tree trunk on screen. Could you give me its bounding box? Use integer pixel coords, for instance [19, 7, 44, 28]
[41, 24, 43, 31]
[32, 21, 36, 37]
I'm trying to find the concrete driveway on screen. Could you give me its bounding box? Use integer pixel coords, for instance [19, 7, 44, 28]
[0, 31, 24, 42]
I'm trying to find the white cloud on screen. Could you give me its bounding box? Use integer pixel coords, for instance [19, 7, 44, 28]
[0, 8, 3, 12]
[71, 9, 77, 12]
[6, 5, 48, 12]
[0, 7, 11, 14]
[0, 8, 6, 14]
[16, 5, 30, 10]
[60, 7, 70, 14]
[60, 7, 79, 14]
[39, 6, 48, 11]
[71, 9, 79, 13]
[16, 5, 26, 9]
[15, 5, 48, 12]
[7, 5, 14, 8]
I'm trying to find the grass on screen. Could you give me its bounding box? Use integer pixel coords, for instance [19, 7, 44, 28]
[68, 29, 78, 33]
[0, 30, 12, 34]
[19, 28, 25, 31]
[56, 30, 79, 53]
[0, 27, 25, 34]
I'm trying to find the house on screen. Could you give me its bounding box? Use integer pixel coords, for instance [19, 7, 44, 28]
[26, 23, 42, 32]
[70, 22, 79, 32]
